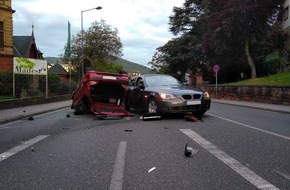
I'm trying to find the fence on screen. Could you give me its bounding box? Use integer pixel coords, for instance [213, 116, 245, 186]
[0, 72, 77, 98]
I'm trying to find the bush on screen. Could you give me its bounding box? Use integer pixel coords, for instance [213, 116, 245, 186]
[0, 71, 13, 95]
[1, 72, 77, 97]
[0, 72, 34, 97]
[264, 53, 287, 75]
[39, 74, 60, 94]
[39, 74, 77, 95]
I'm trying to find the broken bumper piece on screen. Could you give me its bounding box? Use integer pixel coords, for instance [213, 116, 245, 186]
[90, 103, 133, 117]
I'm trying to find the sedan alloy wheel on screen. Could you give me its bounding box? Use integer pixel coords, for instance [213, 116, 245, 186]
[148, 98, 159, 113]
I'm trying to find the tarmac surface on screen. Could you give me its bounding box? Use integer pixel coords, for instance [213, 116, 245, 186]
[0, 99, 289, 125]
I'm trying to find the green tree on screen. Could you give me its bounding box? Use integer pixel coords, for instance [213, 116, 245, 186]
[94, 58, 124, 73]
[204, 0, 285, 79]
[169, 0, 209, 37]
[151, 0, 286, 83]
[149, 0, 209, 80]
[68, 19, 123, 73]
[150, 35, 204, 81]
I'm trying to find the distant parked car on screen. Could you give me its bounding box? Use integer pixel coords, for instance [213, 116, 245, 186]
[71, 71, 132, 117]
[125, 74, 211, 115]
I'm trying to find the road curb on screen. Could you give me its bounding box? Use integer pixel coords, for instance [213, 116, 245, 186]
[0, 105, 71, 125]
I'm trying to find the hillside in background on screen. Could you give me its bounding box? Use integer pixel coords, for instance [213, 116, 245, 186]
[45, 57, 152, 74]
[45, 57, 65, 65]
[113, 57, 152, 74]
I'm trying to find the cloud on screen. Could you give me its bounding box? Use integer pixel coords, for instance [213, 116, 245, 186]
[12, 0, 184, 67]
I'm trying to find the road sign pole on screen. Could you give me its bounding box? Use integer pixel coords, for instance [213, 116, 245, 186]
[213, 64, 220, 98]
[215, 72, 217, 97]
[13, 73, 15, 97]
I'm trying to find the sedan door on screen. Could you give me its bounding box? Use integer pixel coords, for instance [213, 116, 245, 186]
[130, 77, 145, 110]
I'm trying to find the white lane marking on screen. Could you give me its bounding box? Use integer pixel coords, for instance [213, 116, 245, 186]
[148, 167, 156, 173]
[109, 141, 127, 190]
[0, 135, 49, 161]
[274, 170, 290, 181]
[180, 129, 279, 190]
[208, 113, 290, 141]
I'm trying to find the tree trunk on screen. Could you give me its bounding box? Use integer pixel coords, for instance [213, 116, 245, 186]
[244, 39, 257, 78]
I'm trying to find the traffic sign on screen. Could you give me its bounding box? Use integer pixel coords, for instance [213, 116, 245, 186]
[213, 64, 220, 72]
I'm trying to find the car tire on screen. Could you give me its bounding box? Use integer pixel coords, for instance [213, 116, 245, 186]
[74, 98, 90, 115]
[196, 111, 206, 116]
[147, 98, 159, 114]
[124, 94, 131, 111]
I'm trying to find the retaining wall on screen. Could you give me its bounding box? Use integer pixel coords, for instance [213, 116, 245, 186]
[0, 94, 71, 110]
[203, 85, 290, 105]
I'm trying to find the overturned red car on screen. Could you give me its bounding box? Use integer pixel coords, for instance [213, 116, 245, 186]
[71, 71, 132, 117]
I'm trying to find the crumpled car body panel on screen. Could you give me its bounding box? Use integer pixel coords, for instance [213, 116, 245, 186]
[71, 71, 132, 117]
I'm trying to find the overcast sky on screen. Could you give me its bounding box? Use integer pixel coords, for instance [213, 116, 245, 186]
[12, 0, 184, 68]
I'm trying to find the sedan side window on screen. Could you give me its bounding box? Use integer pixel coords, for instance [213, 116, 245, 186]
[129, 79, 135, 87]
[129, 77, 138, 87]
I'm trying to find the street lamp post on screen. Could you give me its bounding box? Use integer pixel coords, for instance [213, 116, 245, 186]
[81, 6, 102, 79]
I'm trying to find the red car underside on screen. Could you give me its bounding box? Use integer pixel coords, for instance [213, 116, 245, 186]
[72, 71, 132, 117]
[89, 82, 132, 116]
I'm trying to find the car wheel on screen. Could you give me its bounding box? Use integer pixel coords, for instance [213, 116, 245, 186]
[147, 98, 159, 114]
[195, 111, 206, 116]
[74, 99, 90, 115]
[124, 94, 131, 111]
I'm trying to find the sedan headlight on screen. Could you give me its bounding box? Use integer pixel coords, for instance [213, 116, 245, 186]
[159, 93, 178, 100]
[204, 92, 210, 98]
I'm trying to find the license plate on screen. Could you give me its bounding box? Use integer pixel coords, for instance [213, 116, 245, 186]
[103, 76, 117, 80]
[186, 100, 201, 105]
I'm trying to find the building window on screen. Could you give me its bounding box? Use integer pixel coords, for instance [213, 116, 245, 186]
[284, 6, 289, 21]
[0, 22, 4, 50]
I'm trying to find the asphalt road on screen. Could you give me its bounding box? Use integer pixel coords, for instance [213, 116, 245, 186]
[0, 102, 289, 190]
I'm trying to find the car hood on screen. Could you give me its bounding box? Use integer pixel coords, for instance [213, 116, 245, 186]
[146, 86, 203, 95]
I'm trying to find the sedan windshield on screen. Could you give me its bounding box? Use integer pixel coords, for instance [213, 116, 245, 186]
[144, 75, 182, 87]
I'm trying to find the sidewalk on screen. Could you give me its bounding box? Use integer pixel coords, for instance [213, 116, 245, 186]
[0, 99, 289, 125]
[0, 100, 72, 125]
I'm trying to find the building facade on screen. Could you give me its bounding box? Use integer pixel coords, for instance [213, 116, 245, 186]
[0, 0, 14, 72]
[283, 0, 290, 51]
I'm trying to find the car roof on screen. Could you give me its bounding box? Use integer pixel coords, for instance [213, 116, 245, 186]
[138, 74, 171, 78]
